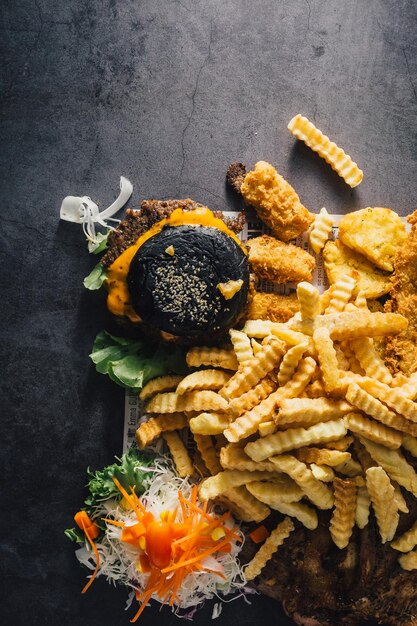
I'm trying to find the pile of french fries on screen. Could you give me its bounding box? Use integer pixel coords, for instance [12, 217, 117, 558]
[136, 275, 417, 580]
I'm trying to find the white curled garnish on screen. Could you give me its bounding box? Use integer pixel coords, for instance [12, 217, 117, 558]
[60, 176, 133, 252]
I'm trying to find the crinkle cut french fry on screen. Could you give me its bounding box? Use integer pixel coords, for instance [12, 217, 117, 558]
[333, 457, 363, 477]
[186, 346, 239, 370]
[297, 282, 320, 321]
[345, 412, 402, 450]
[346, 383, 417, 437]
[270, 455, 334, 509]
[245, 419, 347, 462]
[221, 485, 270, 522]
[398, 550, 417, 571]
[292, 311, 408, 340]
[229, 329, 253, 363]
[219, 444, 278, 472]
[354, 291, 368, 310]
[351, 339, 392, 384]
[325, 274, 357, 314]
[251, 338, 263, 356]
[145, 390, 228, 414]
[246, 477, 304, 503]
[176, 369, 231, 395]
[352, 437, 376, 472]
[225, 357, 317, 443]
[391, 520, 417, 552]
[220, 338, 286, 400]
[189, 412, 231, 435]
[276, 397, 352, 428]
[270, 325, 315, 353]
[288, 114, 363, 187]
[359, 436, 417, 495]
[402, 433, 417, 457]
[330, 477, 357, 549]
[355, 485, 371, 529]
[366, 466, 399, 543]
[304, 379, 327, 399]
[258, 420, 277, 437]
[140, 375, 184, 401]
[294, 447, 351, 467]
[310, 463, 335, 482]
[277, 342, 309, 385]
[319, 435, 353, 451]
[396, 372, 417, 400]
[319, 285, 336, 314]
[392, 482, 409, 513]
[243, 319, 275, 338]
[313, 326, 340, 392]
[339, 342, 365, 375]
[246, 486, 318, 530]
[277, 356, 317, 398]
[224, 390, 281, 443]
[229, 376, 276, 417]
[357, 378, 417, 423]
[193, 434, 222, 475]
[244, 518, 295, 581]
[308, 207, 334, 254]
[334, 342, 351, 371]
[162, 431, 194, 478]
[199, 469, 280, 501]
[135, 413, 188, 449]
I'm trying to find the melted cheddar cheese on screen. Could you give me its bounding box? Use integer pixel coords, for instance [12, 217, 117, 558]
[105, 208, 247, 322]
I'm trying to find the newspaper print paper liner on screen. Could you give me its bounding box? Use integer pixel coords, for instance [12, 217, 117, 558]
[122, 212, 343, 453]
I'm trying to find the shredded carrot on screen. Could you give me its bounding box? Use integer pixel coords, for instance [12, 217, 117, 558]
[102, 517, 125, 528]
[74, 510, 99, 540]
[249, 524, 270, 544]
[96, 481, 240, 620]
[80, 520, 100, 594]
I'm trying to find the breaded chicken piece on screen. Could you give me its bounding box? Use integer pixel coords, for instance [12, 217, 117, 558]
[247, 291, 300, 323]
[385, 210, 417, 375]
[241, 161, 314, 241]
[247, 235, 315, 284]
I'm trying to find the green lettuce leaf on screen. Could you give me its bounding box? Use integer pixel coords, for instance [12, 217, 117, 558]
[85, 448, 153, 507]
[90, 330, 187, 391]
[89, 231, 109, 255]
[83, 262, 107, 290]
[64, 526, 85, 544]
[64, 449, 153, 542]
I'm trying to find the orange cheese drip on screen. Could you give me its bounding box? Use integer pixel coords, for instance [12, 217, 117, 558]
[106, 208, 247, 321]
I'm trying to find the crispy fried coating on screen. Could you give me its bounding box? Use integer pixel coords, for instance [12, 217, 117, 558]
[247, 291, 300, 322]
[240, 161, 314, 241]
[338, 207, 407, 272]
[247, 235, 315, 285]
[385, 211, 417, 375]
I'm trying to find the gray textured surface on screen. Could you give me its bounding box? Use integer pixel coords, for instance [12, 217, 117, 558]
[1, 0, 417, 624]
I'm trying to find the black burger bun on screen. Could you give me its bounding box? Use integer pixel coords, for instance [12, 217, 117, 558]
[127, 224, 250, 338]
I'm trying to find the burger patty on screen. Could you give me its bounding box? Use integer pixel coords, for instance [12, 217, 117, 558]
[226, 161, 247, 194]
[102, 198, 246, 268]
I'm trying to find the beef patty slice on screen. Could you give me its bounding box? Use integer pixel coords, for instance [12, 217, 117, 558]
[101, 198, 246, 268]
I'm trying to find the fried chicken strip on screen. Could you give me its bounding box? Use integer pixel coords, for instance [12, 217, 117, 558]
[247, 235, 315, 284]
[385, 210, 417, 375]
[247, 291, 300, 322]
[240, 161, 314, 241]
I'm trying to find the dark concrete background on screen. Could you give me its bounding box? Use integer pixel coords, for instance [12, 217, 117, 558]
[1, 0, 416, 624]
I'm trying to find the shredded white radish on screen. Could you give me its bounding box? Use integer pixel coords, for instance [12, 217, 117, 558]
[59, 176, 133, 250]
[76, 456, 246, 616]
